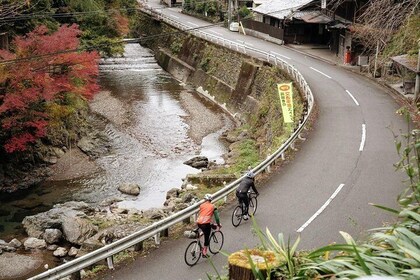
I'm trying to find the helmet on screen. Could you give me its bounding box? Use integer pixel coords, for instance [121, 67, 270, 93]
[204, 193, 212, 201]
[245, 171, 255, 179]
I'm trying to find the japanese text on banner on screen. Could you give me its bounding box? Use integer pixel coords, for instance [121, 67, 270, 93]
[277, 82, 294, 123]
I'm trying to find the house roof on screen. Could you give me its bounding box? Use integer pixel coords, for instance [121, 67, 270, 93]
[391, 54, 419, 73]
[294, 10, 332, 23]
[253, 0, 315, 19]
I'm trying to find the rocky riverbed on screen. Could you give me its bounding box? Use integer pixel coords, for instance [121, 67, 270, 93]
[0, 51, 236, 278]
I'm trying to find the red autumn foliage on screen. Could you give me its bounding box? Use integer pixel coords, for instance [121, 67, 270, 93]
[0, 24, 99, 153]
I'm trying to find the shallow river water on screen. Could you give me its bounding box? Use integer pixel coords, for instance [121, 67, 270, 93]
[0, 44, 233, 239]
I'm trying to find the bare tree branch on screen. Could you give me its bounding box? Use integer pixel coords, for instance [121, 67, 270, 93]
[352, 0, 419, 54]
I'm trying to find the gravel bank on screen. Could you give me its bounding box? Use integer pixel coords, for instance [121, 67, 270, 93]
[47, 89, 230, 181]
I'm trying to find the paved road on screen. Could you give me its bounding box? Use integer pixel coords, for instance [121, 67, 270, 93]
[102, 3, 407, 279]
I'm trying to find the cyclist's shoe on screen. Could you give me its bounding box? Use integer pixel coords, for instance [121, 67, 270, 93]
[202, 246, 208, 257]
[243, 214, 249, 220]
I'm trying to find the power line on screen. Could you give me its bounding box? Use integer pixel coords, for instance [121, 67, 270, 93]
[0, 16, 224, 65]
[0, 3, 294, 65]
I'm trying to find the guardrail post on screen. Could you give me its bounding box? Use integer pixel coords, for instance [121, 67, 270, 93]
[265, 165, 271, 173]
[291, 141, 297, 151]
[107, 255, 114, 270]
[281, 152, 285, 160]
[154, 233, 161, 245]
[298, 133, 306, 141]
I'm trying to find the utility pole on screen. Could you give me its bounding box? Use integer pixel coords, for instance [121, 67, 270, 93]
[373, 40, 380, 78]
[227, 0, 232, 29]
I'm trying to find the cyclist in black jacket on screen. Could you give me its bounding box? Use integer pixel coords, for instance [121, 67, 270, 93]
[236, 171, 259, 220]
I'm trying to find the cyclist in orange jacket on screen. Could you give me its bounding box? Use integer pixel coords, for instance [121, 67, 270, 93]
[197, 194, 221, 257]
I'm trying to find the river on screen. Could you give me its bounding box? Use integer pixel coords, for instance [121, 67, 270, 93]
[0, 44, 233, 240]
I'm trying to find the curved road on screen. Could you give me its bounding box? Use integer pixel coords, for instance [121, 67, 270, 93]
[102, 2, 407, 279]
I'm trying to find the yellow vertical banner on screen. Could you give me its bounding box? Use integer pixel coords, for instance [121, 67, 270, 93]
[277, 82, 294, 123]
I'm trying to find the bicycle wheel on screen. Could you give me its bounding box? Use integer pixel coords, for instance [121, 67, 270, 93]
[249, 195, 257, 215]
[209, 231, 224, 254]
[231, 205, 243, 227]
[184, 240, 201, 266]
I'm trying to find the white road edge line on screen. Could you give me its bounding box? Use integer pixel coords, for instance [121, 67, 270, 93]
[210, 30, 223, 36]
[297, 183, 345, 233]
[187, 22, 199, 27]
[309, 67, 332, 79]
[359, 124, 366, 151]
[346, 90, 359, 106]
[236, 39, 252, 46]
[169, 15, 179, 19]
[270, 51, 291, 60]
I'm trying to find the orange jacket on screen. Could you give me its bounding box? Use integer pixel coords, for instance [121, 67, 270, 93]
[197, 201, 215, 224]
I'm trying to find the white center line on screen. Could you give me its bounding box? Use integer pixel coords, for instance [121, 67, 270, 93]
[310, 67, 332, 79]
[297, 184, 345, 233]
[346, 90, 359, 106]
[169, 15, 179, 19]
[270, 51, 291, 60]
[187, 22, 199, 27]
[210, 30, 223, 36]
[359, 124, 366, 151]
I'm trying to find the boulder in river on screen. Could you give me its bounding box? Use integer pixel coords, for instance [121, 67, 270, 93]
[8, 238, 22, 249]
[43, 228, 62, 244]
[24, 237, 47, 250]
[118, 183, 140, 196]
[68, 247, 79, 257]
[183, 156, 209, 169]
[62, 216, 98, 245]
[53, 247, 68, 257]
[22, 201, 97, 245]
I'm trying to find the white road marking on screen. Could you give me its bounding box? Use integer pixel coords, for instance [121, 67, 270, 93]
[235, 39, 254, 46]
[169, 14, 179, 19]
[270, 51, 291, 60]
[359, 124, 366, 151]
[297, 184, 345, 233]
[310, 67, 332, 79]
[346, 90, 359, 106]
[187, 22, 199, 27]
[210, 30, 223, 36]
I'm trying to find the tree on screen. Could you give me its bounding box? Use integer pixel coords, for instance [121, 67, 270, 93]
[353, 0, 419, 54]
[0, 24, 99, 153]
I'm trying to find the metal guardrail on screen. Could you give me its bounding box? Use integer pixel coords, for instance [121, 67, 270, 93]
[28, 7, 314, 280]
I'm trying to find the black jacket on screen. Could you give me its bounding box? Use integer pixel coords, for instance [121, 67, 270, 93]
[236, 177, 258, 194]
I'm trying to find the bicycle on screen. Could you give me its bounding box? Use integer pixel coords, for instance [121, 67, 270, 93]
[231, 191, 258, 227]
[184, 224, 224, 266]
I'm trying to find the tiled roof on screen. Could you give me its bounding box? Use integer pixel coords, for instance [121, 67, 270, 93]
[253, 0, 314, 19]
